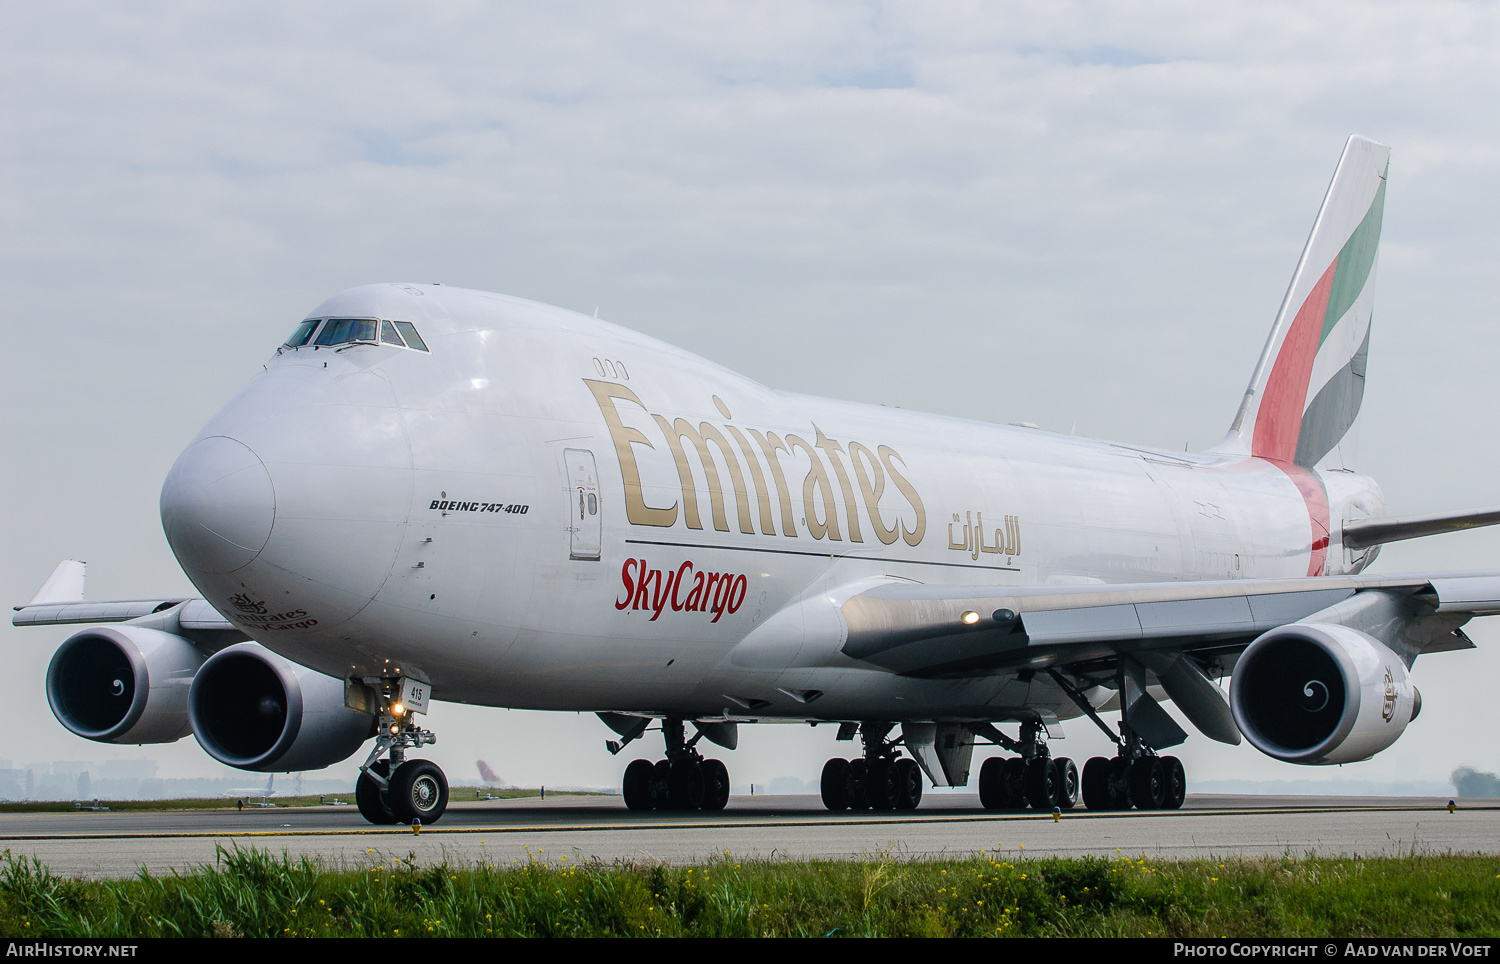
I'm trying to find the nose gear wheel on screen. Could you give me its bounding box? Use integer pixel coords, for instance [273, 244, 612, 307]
[389, 759, 449, 823]
[355, 759, 397, 825]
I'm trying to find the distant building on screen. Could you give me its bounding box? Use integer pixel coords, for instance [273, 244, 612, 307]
[0, 769, 25, 801]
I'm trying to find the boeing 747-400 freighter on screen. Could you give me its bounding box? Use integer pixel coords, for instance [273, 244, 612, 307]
[17, 135, 1500, 825]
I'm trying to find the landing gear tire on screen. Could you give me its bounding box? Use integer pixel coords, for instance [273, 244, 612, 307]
[701, 759, 730, 812]
[649, 760, 672, 810]
[893, 758, 923, 811]
[1001, 757, 1028, 809]
[1024, 756, 1059, 810]
[1160, 755, 1186, 810]
[668, 759, 705, 810]
[977, 757, 1005, 810]
[356, 760, 398, 825]
[387, 759, 449, 826]
[821, 758, 850, 810]
[1107, 756, 1133, 810]
[1081, 756, 1111, 811]
[1053, 757, 1079, 810]
[623, 759, 655, 811]
[866, 758, 895, 811]
[845, 758, 870, 810]
[1127, 756, 1166, 810]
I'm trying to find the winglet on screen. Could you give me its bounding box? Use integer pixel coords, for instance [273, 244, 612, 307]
[22, 560, 86, 609]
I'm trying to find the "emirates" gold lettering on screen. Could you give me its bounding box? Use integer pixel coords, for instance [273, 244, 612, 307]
[585, 379, 926, 547]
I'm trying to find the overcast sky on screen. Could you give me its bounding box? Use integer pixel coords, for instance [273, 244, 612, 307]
[4, 2, 1500, 792]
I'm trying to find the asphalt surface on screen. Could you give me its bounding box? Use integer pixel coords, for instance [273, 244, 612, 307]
[2, 793, 1494, 878]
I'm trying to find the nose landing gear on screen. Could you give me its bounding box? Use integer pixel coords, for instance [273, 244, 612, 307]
[354, 677, 447, 826]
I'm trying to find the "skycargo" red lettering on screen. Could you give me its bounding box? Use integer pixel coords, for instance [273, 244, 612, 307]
[614, 558, 748, 623]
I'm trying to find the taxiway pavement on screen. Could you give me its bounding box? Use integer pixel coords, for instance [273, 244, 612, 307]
[1, 794, 1493, 878]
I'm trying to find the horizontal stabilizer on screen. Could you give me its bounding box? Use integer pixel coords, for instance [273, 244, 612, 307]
[1343, 507, 1500, 549]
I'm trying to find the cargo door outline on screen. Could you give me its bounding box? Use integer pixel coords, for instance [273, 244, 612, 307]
[566, 448, 602, 561]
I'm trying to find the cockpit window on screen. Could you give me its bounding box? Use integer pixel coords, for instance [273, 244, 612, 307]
[284, 320, 319, 347]
[393, 321, 429, 352]
[315, 317, 378, 346]
[280, 317, 429, 353]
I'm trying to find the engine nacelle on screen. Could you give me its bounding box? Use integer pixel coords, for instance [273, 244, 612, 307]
[46, 626, 204, 744]
[188, 642, 374, 772]
[1230, 622, 1419, 765]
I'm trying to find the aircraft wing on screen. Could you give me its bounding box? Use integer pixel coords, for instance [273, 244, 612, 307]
[11, 560, 239, 634]
[11, 597, 233, 630]
[838, 572, 1498, 679]
[10, 558, 243, 649]
[833, 572, 1496, 752]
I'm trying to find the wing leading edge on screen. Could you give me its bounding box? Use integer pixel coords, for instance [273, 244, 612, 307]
[838, 572, 1494, 678]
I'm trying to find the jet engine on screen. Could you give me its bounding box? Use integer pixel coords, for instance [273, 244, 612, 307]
[188, 642, 374, 772]
[46, 626, 204, 744]
[1230, 622, 1419, 765]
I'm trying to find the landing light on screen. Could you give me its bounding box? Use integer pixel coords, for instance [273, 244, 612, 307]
[961, 611, 980, 625]
[391, 702, 405, 716]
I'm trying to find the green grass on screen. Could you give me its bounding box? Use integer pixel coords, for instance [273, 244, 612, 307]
[1, 846, 1498, 937]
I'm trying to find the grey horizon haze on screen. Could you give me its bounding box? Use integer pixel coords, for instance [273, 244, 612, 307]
[4, 3, 1499, 793]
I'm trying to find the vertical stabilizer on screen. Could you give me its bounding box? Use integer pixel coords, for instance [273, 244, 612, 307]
[1221, 136, 1389, 470]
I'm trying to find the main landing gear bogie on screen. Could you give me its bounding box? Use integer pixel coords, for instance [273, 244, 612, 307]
[818, 756, 923, 811]
[1078, 754, 1185, 811]
[620, 719, 731, 813]
[976, 755, 1079, 811]
[819, 723, 924, 812]
[621, 756, 730, 812]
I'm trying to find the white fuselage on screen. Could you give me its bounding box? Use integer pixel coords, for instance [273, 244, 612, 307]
[163, 284, 1384, 725]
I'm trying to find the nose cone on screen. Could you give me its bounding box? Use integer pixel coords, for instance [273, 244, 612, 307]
[161, 436, 276, 574]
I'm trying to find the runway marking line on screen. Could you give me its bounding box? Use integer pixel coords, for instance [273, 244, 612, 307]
[0, 804, 1491, 842]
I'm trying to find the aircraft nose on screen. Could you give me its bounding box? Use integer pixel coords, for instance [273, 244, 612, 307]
[160, 436, 276, 575]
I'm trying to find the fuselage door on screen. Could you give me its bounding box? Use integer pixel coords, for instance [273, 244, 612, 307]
[565, 448, 602, 561]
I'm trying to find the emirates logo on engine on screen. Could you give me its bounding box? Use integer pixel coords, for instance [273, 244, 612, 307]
[1382, 666, 1398, 723]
